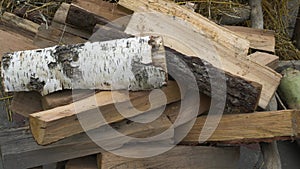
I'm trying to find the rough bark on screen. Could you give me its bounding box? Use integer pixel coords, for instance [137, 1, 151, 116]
[166, 47, 261, 114]
[2, 36, 167, 95]
[249, 0, 264, 29]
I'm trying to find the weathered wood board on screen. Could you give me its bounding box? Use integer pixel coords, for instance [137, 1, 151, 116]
[0, 12, 39, 37]
[247, 52, 279, 69]
[2, 36, 167, 95]
[225, 26, 275, 52]
[65, 156, 98, 169]
[1, 114, 173, 169]
[99, 146, 240, 169]
[123, 10, 281, 109]
[179, 110, 300, 144]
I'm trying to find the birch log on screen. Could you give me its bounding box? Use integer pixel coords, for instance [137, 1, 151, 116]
[1, 36, 167, 95]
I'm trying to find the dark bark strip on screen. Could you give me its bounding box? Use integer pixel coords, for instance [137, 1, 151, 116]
[166, 47, 262, 114]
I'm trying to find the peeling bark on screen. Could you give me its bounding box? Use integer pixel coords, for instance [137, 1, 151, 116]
[1, 36, 167, 95]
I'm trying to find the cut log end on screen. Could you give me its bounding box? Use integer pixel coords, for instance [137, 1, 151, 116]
[29, 116, 46, 145]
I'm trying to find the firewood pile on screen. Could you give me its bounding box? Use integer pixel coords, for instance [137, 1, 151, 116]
[0, 0, 299, 169]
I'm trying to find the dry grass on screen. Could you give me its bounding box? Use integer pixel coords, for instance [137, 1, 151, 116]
[0, 0, 71, 22]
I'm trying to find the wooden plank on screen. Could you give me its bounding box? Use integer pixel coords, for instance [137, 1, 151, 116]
[0, 12, 39, 37]
[247, 52, 279, 69]
[0, 114, 173, 169]
[10, 92, 43, 117]
[0, 28, 38, 57]
[29, 81, 180, 145]
[65, 156, 97, 169]
[42, 90, 95, 110]
[72, 0, 132, 22]
[179, 110, 300, 144]
[100, 146, 240, 169]
[124, 11, 282, 109]
[3, 36, 167, 95]
[34, 23, 86, 48]
[225, 26, 275, 52]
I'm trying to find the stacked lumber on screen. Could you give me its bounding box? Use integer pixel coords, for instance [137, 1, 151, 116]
[0, 0, 297, 169]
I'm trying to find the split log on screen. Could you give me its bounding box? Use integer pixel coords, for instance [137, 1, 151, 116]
[2, 36, 167, 95]
[278, 68, 300, 109]
[179, 110, 300, 144]
[65, 156, 97, 169]
[166, 47, 261, 113]
[29, 81, 180, 145]
[124, 10, 282, 109]
[225, 26, 275, 52]
[99, 146, 240, 169]
[72, 0, 133, 22]
[0, 12, 39, 38]
[247, 52, 279, 69]
[33, 23, 87, 48]
[0, 114, 173, 169]
[42, 90, 95, 110]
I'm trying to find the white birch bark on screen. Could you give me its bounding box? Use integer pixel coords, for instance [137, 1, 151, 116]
[1, 36, 167, 95]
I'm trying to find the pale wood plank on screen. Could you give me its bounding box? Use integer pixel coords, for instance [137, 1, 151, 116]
[247, 52, 279, 69]
[225, 26, 275, 52]
[100, 146, 240, 169]
[1, 114, 172, 169]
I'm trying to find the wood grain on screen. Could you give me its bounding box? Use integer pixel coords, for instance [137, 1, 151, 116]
[247, 52, 279, 69]
[29, 81, 180, 145]
[225, 26, 275, 52]
[99, 146, 240, 169]
[180, 110, 300, 144]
